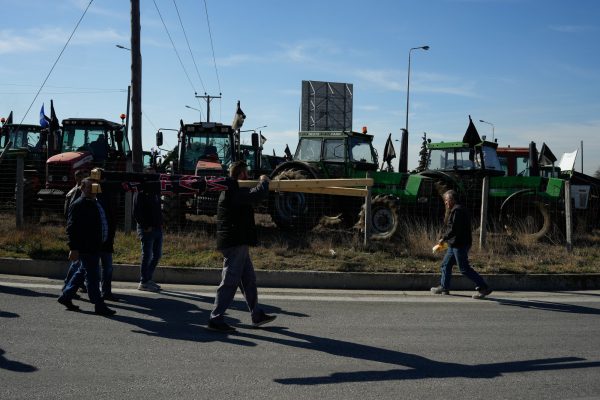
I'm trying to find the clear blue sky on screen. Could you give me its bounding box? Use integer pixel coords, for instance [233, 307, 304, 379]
[1, 0, 599, 173]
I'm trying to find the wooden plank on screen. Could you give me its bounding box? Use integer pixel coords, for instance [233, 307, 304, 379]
[238, 178, 373, 189]
[286, 187, 367, 197]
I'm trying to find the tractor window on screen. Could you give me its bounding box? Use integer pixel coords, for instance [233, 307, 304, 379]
[323, 139, 344, 162]
[428, 148, 475, 170]
[481, 145, 502, 171]
[516, 156, 529, 176]
[296, 138, 321, 161]
[184, 134, 231, 171]
[349, 138, 375, 164]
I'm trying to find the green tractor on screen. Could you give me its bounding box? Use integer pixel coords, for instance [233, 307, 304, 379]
[268, 128, 379, 230]
[362, 117, 571, 241]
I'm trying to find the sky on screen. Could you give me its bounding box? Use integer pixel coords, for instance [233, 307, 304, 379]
[1, 0, 599, 173]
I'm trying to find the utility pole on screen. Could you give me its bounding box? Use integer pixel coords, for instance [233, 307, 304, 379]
[195, 93, 221, 123]
[131, 0, 143, 172]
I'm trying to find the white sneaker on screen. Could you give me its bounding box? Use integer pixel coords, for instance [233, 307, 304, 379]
[147, 280, 161, 290]
[138, 282, 159, 292]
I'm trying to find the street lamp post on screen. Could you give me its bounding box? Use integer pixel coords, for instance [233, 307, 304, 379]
[479, 119, 495, 141]
[401, 45, 429, 172]
[185, 105, 202, 121]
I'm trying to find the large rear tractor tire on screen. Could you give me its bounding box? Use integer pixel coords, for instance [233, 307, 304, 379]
[357, 195, 400, 240]
[269, 169, 320, 230]
[501, 199, 551, 241]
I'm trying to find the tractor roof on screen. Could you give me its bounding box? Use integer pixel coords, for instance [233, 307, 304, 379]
[62, 118, 122, 129]
[298, 130, 374, 140]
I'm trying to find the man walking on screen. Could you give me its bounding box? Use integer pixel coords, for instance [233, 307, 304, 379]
[58, 178, 116, 315]
[208, 161, 276, 333]
[133, 178, 163, 292]
[431, 190, 493, 299]
[62, 169, 88, 294]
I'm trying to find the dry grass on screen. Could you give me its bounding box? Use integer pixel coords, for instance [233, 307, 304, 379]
[1, 213, 599, 274]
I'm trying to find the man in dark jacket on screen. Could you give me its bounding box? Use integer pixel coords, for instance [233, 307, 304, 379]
[58, 178, 116, 315]
[98, 192, 119, 302]
[208, 161, 276, 332]
[431, 190, 492, 299]
[62, 169, 88, 293]
[133, 177, 163, 292]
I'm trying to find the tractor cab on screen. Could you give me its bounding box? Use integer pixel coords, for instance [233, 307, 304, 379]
[426, 140, 504, 177]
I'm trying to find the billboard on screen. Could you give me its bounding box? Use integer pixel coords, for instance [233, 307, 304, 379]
[301, 80, 353, 131]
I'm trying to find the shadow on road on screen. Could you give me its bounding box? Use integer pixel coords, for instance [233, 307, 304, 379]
[0, 349, 37, 373]
[0, 284, 56, 299]
[493, 298, 600, 315]
[235, 327, 600, 384]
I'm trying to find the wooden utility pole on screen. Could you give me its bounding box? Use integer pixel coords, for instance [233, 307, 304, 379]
[195, 93, 221, 123]
[131, 0, 143, 172]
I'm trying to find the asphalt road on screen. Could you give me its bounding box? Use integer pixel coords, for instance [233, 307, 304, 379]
[1, 274, 600, 400]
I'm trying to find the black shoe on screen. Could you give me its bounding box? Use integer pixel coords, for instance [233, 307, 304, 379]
[79, 286, 88, 293]
[72, 293, 82, 300]
[58, 296, 80, 311]
[95, 304, 116, 316]
[430, 285, 450, 295]
[473, 286, 493, 299]
[207, 320, 236, 333]
[102, 293, 120, 302]
[252, 313, 277, 328]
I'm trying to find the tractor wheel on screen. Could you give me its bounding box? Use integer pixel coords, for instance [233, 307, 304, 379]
[161, 194, 186, 230]
[269, 168, 320, 230]
[501, 199, 551, 241]
[357, 195, 400, 240]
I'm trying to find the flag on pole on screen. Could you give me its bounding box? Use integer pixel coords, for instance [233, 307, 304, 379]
[40, 104, 49, 128]
[49, 100, 60, 132]
[462, 115, 482, 148]
[383, 133, 396, 164]
[284, 144, 293, 159]
[5, 111, 13, 125]
[260, 134, 267, 146]
[538, 142, 557, 166]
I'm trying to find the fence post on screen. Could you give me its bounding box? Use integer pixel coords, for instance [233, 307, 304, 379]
[363, 172, 371, 246]
[565, 180, 573, 252]
[479, 176, 489, 249]
[124, 158, 133, 233]
[15, 154, 24, 229]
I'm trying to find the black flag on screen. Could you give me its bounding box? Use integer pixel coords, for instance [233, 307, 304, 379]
[284, 144, 293, 160]
[5, 111, 13, 125]
[49, 100, 60, 133]
[231, 100, 246, 131]
[538, 142, 557, 166]
[462, 115, 482, 148]
[383, 133, 396, 164]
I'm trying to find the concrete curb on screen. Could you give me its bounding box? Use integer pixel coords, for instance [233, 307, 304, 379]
[1, 257, 600, 290]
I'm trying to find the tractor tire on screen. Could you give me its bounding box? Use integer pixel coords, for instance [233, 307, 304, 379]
[501, 199, 551, 241]
[269, 168, 320, 230]
[161, 194, 187, 230]
[357, 195, 400, 240]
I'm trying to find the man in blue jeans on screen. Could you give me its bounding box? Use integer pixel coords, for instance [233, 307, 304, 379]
[133, 183, 163, 292]
[431, 190, 493, 299]
[58, 178, 116, 316]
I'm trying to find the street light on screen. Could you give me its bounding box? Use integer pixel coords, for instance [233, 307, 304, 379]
[185, 105, 202, 121]
[115, 44, 131, 51]
[401, 45, 429, 172]
[479, 119, 495, 141]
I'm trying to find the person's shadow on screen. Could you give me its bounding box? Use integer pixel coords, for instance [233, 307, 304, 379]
[0, 349, 37, 373]
[232, 327, 600, 385]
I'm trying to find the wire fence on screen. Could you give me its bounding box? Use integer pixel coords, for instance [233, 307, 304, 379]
[4, 158, 599, 252]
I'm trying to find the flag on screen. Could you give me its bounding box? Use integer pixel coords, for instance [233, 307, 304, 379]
[49, 100, 60, 132]
[5, 111, 13, 125]
[462, 115, 481, 148]
[538, 142, 557, 166]
[383, 133, 396, 164]
[284, 144, 293, 159]
[231, 100, 246, 131]
[260, 134, 267, 146]
[40, 104, 49, 128]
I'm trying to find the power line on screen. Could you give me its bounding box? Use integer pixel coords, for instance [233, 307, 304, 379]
[172, 0, 207, 94]
[18, 0, 95, 126]
[153, 0, 198, 95]
[203, 0, 222, 95]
